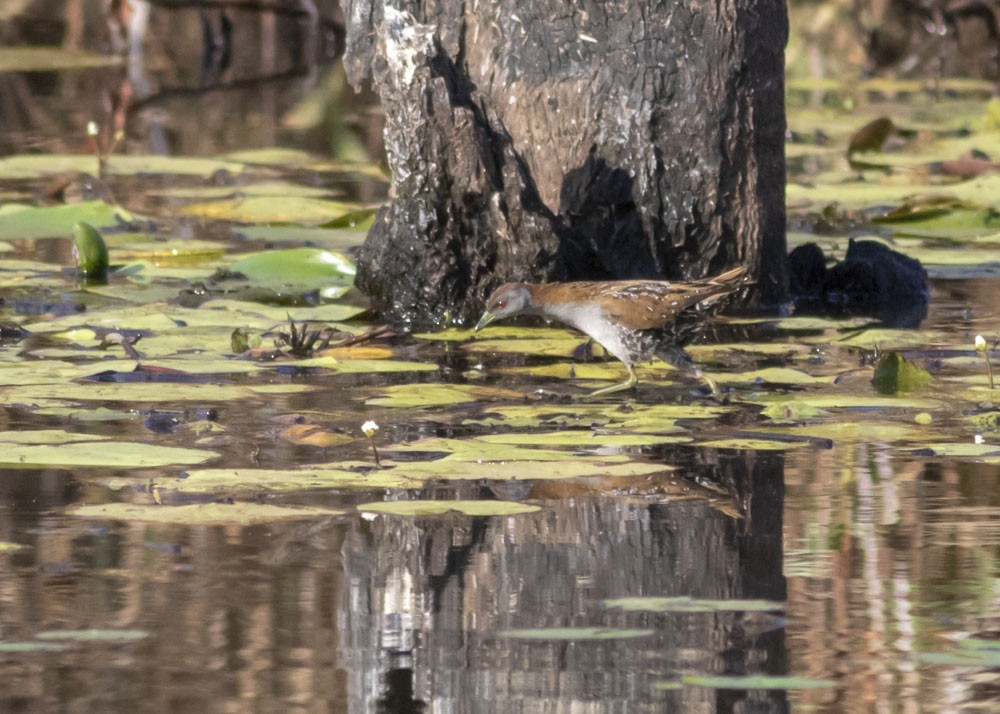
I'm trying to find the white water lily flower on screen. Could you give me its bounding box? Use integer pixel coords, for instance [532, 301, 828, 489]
[361, 421, 379, 438]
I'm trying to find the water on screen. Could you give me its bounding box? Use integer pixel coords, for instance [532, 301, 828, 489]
[1, 3, 1000, 712]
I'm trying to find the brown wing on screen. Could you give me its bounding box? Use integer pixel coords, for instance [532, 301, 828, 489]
[596, 266, 748, 331]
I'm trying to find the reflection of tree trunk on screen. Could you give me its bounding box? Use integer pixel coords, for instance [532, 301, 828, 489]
[339, 456, 787, 710]
[343, 0, 788, 327]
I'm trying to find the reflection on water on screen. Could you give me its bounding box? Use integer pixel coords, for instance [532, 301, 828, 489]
[2, 3, 1000, 712]
[1, 444, 996, 710]
[1, 455, 788, 712]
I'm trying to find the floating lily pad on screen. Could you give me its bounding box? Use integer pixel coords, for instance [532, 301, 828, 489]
[474, 431, 690, 448]
[0, 641, 71, 653]
[0, 201, 132, 240]
[0, 542, 25, 552]
[0, 155, 244, 180]
[913, 638, 1000, 667]
[0, 441, 217, 467]
[68, 503, 345, 525]
[390, 458, 670, 482]
[496, 627, 653, 640]
[182, 196, 365, 223]
[603, 597, 785, 613]
[0, 46, 121, 72]
[358, 500, 540, 516]
[35, 629, 149, 642]
[695, 437, 811, 451]
[0, 382, 313, 406]
[366, 384, 525, 408]
[0, 429, 106, 445]
[910, 442, 1000, 457]
[160, 466, 419, 494]
[680, 674, 836, 690]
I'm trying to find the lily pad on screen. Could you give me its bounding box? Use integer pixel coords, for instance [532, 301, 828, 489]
[35, 629, 149, 642]
[604, 597, 785, 613]
[0, 641, 71, 653]
[366, 384, 525, 408]
[496, 627, 653, 640]
[0, 46, 121, 72]
[0, 441, 217, 467]
[159, 466, 420, 494]
[358, 500, 541, 516]
[473, 431, 690, 448]
[0, 201, 132, 240]
[181, 196, 365, 223]
[680, 674, 836, 690]
[68, 503, 345, 525]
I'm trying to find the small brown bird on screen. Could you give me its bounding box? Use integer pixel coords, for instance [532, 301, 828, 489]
[474, 266, 748, 396]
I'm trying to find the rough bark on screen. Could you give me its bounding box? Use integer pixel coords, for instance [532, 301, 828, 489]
[345, 0, 788, 327]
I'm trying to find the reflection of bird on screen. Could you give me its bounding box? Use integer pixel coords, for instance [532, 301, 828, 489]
[474, 266, 748, 397]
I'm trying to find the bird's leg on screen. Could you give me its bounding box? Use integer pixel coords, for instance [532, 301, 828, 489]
[586, 364, 638, 397]
[690, 366, 720, 398]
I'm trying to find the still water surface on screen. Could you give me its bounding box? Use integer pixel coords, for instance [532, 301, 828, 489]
[1, 3, 999, 713]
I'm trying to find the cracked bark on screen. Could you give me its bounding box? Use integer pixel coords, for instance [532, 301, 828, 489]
[344, 0, 788, 327]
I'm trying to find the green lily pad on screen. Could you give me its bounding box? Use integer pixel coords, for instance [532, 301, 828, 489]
[0, 441, 217, 467]
[0, 201, 133, 240]
[181, 196, 366, 223]
[296, 357, 437, 374]
[358, 500, 541, 516]
[680, 674, 836, 690]
[911, 442, 1000, 457]
[0, 46, 121, 71]
[496, 627, 653, 640]
[604, 597, 785, 613]
[695, 437, 811, 451]
[0, 155, 244, 180]
[0, 382, 313, 406]
[229, 247, 355, 283]
[473, 431, 690, 448]
[0, 542, 25, 552]
[68, 502, 345, 525]
[166, 466, 420, 494]
[914, 639, 1000, 667]
[0, 642, 71, 653]
[0, 429, 107, 445]
[35, 629, 149, 642]
[366, 384, 525, 407]
[390, 458, 670, 482]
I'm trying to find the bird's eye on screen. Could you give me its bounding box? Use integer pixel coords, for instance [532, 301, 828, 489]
[496, 299, 506, 309]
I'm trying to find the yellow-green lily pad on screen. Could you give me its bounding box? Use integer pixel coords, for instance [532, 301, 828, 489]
[497, 627, 653, 640]
[169, 466, 420, 493]
[35, 629, 148, 642]
[681, 674, 836, 690]
[604, 597, 784, 613]
[358, 500, 540, 516]
[68, 502, 345, 524]
[473, 430, 690, 448]
[0, 441, 217, 467]
[366, 384, 525, 407]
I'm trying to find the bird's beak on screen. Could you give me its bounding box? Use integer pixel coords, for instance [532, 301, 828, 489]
[474, 311, 495, 332]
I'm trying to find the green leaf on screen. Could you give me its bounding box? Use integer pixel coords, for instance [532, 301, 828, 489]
[872, 351, 932, 394]
[496, 628, 653, 640]
[604, 596, 785, 613]
[0, 46, 120, 71]
[0, 201, 132, 240]
[35, 629, 149, 642]
[0, 441, 217, 468]
[358, 500, 541, 516]
[67, 503, 345, 525]
[681, 674, 836, 690]
[73, 221, 109, 282]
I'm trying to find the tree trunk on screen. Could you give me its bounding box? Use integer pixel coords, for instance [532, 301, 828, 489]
[343, 0, 788, 327]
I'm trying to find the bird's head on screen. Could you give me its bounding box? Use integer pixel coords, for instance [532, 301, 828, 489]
[475, 283, 533, 331]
